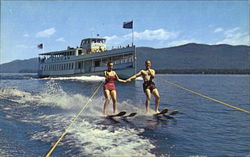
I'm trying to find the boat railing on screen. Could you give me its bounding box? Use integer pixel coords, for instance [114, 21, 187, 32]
[111, 44, 131, 50]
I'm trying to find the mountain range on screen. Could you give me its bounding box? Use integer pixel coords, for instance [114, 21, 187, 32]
[0, 43, 249, 74]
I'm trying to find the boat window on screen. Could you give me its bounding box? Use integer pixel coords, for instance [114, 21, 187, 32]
[78, 50, 83, 55]
[94, 60, 100, 67]
[102, 58, 109, 66]
[112, 56, 122, 64]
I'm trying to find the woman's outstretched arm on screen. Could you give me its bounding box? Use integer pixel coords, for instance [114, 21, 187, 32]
[115, 72, 127, 83]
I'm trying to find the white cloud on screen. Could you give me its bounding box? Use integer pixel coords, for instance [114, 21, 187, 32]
[56, 37, 65, 42]
[214, 27, 224, 33]
[36, 28, 56, 38]
[104, 35, 126, 47]
[104, 29, 178, 47]
[23, 33, 29, 37]
[127, 29, 178, 41]
[224, 27, 240, 37]
[104, 35, 119, 41]
[216, 33, 249, 45]
[216, 27, 249, 45]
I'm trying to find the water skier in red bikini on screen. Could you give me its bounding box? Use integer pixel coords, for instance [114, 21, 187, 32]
[103, 62, 127, 115]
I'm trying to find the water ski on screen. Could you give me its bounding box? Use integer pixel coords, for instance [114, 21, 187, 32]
[154, 108, 169, 116]
[169, 110, 179, 115]
[163, 110, 179, 119]
[107, 110, 126, 118]
[123, 112, 137, 118]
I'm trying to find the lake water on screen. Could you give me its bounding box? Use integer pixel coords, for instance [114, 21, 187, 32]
[0, 73, 249, 157]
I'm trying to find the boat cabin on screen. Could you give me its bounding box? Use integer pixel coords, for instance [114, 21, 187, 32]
[38, 37, 135, 78]
[80, 38, 107, 54]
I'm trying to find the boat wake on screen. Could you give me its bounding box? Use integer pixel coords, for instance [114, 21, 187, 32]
[34, 75, 105, 82]
[0, 81, 156, 156]
[34, 75, 143, 82]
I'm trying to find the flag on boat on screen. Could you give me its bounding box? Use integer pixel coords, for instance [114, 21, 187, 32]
[123, 21, 133, 29]
[37, 43, 43, 49]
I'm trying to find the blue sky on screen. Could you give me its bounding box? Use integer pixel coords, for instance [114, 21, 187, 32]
[1, 0, 249, 64]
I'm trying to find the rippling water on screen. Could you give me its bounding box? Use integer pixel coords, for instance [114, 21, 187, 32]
[0, 73, 249, 156]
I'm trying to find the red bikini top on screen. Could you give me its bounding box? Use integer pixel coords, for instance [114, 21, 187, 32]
[105, 75, 116, 83]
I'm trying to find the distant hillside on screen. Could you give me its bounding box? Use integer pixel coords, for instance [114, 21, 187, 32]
[136, 43, 249, 71]
[0, 58, 38, 73]
[0, 43, 249, 74]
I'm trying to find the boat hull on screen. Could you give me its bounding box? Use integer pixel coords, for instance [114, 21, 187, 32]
[38, 67, 134, 79]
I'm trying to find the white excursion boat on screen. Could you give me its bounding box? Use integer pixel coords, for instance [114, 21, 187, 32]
[38, 38, 136, 78]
